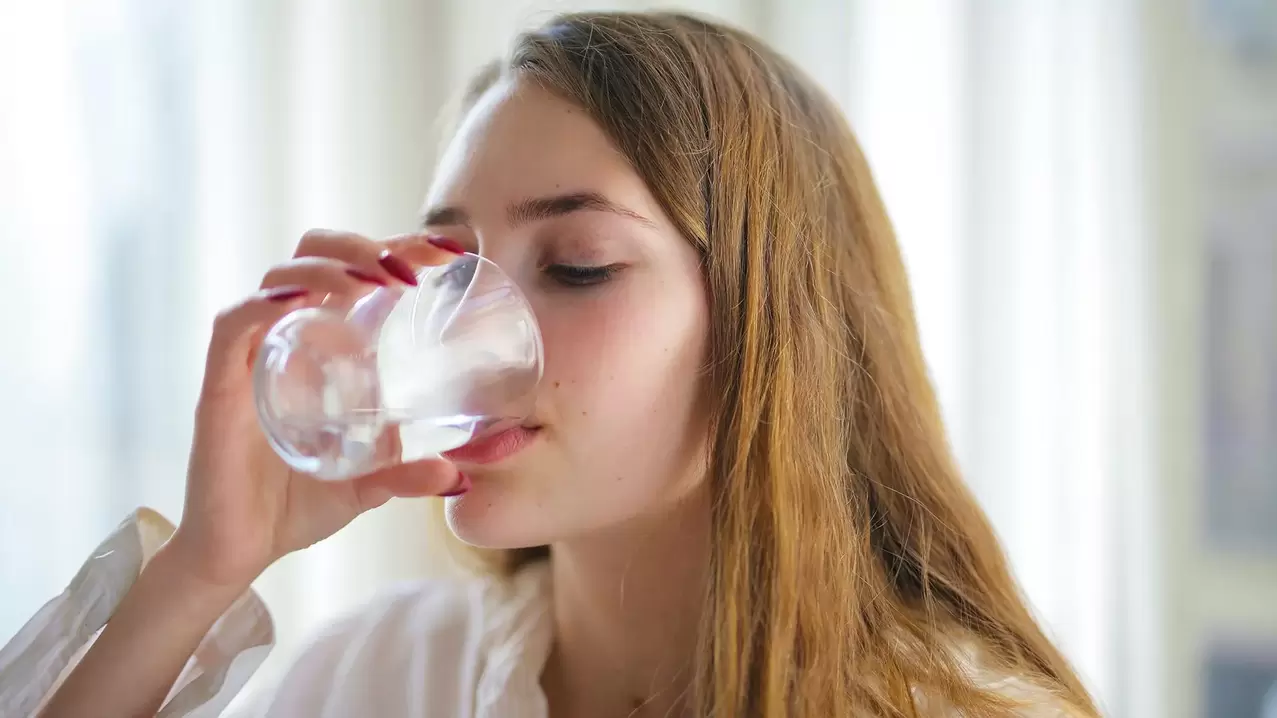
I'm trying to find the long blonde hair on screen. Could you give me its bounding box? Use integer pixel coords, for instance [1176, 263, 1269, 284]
[441, 11, 1099, 717]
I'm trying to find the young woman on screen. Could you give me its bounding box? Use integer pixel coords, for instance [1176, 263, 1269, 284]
[5, 11, 1099, 718]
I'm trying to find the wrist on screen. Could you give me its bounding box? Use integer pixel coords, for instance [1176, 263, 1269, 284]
[143, 539, 257, 614]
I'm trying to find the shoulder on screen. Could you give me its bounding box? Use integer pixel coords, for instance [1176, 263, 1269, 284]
[250, 563, 551, 716]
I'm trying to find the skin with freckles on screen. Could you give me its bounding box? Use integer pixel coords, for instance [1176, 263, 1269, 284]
[427, 78, 712, 551]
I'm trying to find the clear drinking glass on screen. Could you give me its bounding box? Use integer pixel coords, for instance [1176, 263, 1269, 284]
[253, 253, 542, 480]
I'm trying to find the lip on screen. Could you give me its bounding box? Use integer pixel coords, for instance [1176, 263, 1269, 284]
[442, 425, 540, 466]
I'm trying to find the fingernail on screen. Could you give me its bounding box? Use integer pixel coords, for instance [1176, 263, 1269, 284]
[266, 286, 309, 302]
[377, 250, 419, 286]
[439, 472, 470, 497]
[426, 235, 467, 255]
[345, 266, 388, 286]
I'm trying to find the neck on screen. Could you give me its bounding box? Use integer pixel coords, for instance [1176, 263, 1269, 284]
[542, 487, 710, 718]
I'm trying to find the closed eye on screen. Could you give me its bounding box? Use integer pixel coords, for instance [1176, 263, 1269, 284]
[543, 263, 623, 287]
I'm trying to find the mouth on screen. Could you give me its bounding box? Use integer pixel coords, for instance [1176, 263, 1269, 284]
[442, 424, 542, 466]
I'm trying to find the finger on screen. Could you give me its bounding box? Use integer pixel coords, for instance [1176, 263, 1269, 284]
[260, 255, 390, 295]
[350, 458, 466, 512]
[382, 232, 467, 269]
[294, 229, 407, 287]
[294, 229, 462, 286]
[293, 229, 401, 288]
[294, 228, 383, 264]
[203, 287, 317, 394]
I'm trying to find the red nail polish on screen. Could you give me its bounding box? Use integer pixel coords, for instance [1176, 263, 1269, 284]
[345, 266, 388, 286]
[426, 235, 467, 255]
[266, 286, 308, 302]
[378, 250, 419, 286]
[439, 472, 470, 497]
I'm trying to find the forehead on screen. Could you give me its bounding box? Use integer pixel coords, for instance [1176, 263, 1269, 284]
[425, 77, 639, 212]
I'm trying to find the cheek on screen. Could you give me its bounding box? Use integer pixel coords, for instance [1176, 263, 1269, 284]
[537, 282, 707, 459]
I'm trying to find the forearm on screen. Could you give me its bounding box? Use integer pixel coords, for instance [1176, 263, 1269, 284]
[38, 541, 250, 718]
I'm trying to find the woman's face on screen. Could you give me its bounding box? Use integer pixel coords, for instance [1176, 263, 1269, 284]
[425, 77, 710, 548]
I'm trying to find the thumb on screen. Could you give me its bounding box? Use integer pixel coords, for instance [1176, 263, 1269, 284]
[351, 458, 467, 511]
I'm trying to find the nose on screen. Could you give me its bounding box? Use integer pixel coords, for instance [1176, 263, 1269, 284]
[471, 235, 537, 297]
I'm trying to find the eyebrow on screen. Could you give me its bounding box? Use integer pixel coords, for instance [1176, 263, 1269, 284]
[421, 191, 655, 230]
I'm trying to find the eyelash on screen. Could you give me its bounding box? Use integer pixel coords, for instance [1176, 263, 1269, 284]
[543, 263, 622, 287]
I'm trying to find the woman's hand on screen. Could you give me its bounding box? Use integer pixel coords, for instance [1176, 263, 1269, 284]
[37, 231, 468, 718]
[168, 229, 466, 591]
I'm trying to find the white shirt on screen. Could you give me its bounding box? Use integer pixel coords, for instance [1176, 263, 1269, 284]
[0, 509, 1076, 718]
[0, 508, 554, 718]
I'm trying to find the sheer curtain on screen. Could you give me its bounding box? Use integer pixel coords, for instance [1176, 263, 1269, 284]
[841, 3, 1152, 715]
[0, 0, 206, 633]
[0, 1, 1155, 715]
[0, 0, 451, 689]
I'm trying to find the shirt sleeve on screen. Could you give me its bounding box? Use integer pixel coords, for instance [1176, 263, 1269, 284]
[0, 508, 275, 718]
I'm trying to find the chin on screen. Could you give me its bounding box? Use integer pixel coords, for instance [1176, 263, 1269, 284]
[442, 478, 554, 550]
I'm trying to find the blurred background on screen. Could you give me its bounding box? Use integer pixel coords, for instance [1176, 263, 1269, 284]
[0, 0, 1274, 715]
